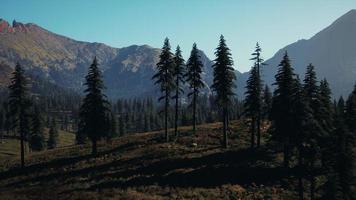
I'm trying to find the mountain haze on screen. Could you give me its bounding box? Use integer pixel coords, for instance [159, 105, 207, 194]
[238, 9, 356, 98]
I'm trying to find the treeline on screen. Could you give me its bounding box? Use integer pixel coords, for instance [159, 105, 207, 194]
[111, 95, 242, 136]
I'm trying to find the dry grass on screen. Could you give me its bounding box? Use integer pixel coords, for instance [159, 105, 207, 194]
[0, 120, 297, 200]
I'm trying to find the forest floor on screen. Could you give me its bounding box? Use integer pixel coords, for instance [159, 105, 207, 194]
[0, 120, 302, 200]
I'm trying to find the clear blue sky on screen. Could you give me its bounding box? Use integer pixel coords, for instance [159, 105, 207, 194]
[1, 0, 356, 72]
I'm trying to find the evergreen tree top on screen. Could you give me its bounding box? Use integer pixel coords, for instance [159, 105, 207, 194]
[186, 43, 204, 95]
[211, 35, 236, 106]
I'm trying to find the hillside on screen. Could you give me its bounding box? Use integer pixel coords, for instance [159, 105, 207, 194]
[0, 19, 222, 98]
[0, 121, 305, 200]
[238, 9, 356, 98]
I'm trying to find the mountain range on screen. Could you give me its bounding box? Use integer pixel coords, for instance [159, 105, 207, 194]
[0, 9, 356, 99]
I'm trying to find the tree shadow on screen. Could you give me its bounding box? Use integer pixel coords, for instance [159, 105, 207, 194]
[89, 147, 293, 190]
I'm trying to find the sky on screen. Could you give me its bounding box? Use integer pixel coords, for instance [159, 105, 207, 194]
[1, 0, 356, 72]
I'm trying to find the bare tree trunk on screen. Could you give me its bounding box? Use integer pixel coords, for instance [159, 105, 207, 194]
[251, 117, 255, 148]
[193, 91, 196, 134]
[175, 88, 179, 138]
[165, 91, 169, 142]
[284, 140, 290, 168]
[223, 106, 228, 148]
[20, 131, 25, 168]
[298, 146, 304, 200]
[257, 111, 261, 147]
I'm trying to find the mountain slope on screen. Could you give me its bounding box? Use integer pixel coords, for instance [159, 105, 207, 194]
[0, 19, 220, 98]
[238, 9, 356, 98]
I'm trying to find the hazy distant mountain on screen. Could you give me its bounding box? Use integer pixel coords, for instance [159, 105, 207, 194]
[238, 9, 356, 98]
[0, 19, 220, 98]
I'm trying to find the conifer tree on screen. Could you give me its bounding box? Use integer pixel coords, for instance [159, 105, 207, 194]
[186, 43, 204, 135]
[302, 64, 326, 199]
[152, 38, 175, 142]
[211, 35, 236, 148]
[8, 62, 31, 168]
[118, 115, 126, 136]
[244, 66, 260, 148]
[78, 57, 110, 154]
[29, 108, 45, 151]
[249, 42, 264, 147]
[172, 45, 185, 137]
[47, 118, 58, 149]
[262, 85, 272, 120]
[345, 85, 356, 132]
[271, 52, 297, 167]
[292, 77, 313, 200]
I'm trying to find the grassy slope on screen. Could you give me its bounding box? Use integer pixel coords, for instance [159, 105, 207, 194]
[0, 121, 298, 200]
[0, 129, 75, 160]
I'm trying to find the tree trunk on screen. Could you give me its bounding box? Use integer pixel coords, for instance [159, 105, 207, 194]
[165, 91, 169, 142]
[20, 131, 25, 168]
[257, 111, 261, 147]
[251, 117, 255, 148]
[223, 106, 228, 148]
[298, 147, 304, 200]
[92, 138, 97, 155]
[193, 91, 196, 134]
[310, 176, 315, 200]
[284, 142, 290, 168]
[175, 87, 179, 137]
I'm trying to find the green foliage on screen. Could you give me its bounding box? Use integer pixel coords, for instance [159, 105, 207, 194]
[211, 35, 236, 148]
[29, 108, 45, 151]
[270, 52, 298, 167]
[48, 118, 59, 149]
[186, 43, 205, 134]
[8, 62, 32, 168]
[78, 57, 111, 154]
[152, 38, 175, 142]
[173, 45, 185, 137]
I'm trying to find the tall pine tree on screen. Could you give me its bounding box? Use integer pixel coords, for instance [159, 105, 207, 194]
[8, 62, 31, 168]
[78, 57, 110, 155]
[186, 43, 204, 135]
[249, 42, 264, 147]
[244, 66, 260, 148]
[271, 52, 297, 168]
[29, 108, 45, 151]
[47, 118, 58, 149]
[172, 45, 185, 137]
[152, 38, 175, 142]
[211, 35, 236, 148]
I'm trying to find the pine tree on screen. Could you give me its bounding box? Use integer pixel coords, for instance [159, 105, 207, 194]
[271, 52, 297, 168]
[292, 77, 314, 200]
[249, 42, 264, 147]
[302, 64, 326, 199]
[186, 43, 204, 135]
[262, 85, 272, 120]
[322, 97, 355, 200]
[172, 45, 185, 137]
[152, 38, 175, 142]
[345, 85, 356, 132]
[244, 66, 260, 148]
[29, 108, 45, 151]
[47, 118, 58, 149]
[118, 115, 126, 136]
[78, 57, 110, 155]
[318, 79, 335, 168]
[211, 35, 236, 148]
[108, 113, 118, 139]
[8, 62, 31, 168]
